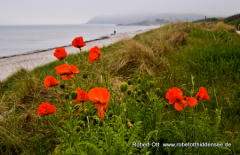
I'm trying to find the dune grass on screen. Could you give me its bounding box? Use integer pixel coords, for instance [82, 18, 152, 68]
[0, 22, 240, 154]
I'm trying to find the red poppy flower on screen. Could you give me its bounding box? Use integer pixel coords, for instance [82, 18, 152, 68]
[166, 87, 187, 111]
[186, 97, 198, 107]
[54, 47, 67, 61]
[88, 46, 101, 63]
[68, 65, 79, 74]
[37, 102, 56, 115]
[196, 87, 209, 100]
[72, 36, 86, 48]
[88, 87, 110, 118]
[95, 104, 108, 118]
[44, 76, 59, 88]
[61, 74, 75, 80]
[55, 64, 79, 76]
[73, 88, 90, 102]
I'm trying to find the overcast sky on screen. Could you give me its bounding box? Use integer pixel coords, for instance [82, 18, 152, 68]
[0, 0, 239, 25]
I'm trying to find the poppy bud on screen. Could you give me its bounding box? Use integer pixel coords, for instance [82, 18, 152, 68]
[155, 88, 160, 94]
[64, 93, 69, 99]
[120, 82, 128, 93]
[127, 89, 132, 95]
[71, 91, 78, 100]
[76, 126, 81, 132]
[137, 90, 142, 96]
[108, 110, 114, 117]
[83, 73, 88, 79]
[99, 120, 103, 127]
[149, 81, 154, 88]
[78, 120, 85, 127]
[180, 121, 184, 127]
[70, 86, 75, 90]
[127, 80, 132, 85]
[60, 84, 65, 89]
[134, 86, 138, 92]
[137, 78, 141, 84]
[100, 71, 105, 76]
[84, 109, 90, 116]
[136, 98, 142, 103]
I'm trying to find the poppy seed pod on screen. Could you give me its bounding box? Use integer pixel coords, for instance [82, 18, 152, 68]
[120, 82, 128, 93]
[100, 71, 105, 76]
[60, 84, 65, 89]
[99, 120, 103, 127]
[155, 88, 160, 94]
[136, 98, 142, 103]
[137, 90, 142, 96]
[78, 120, 85, 127]
[71, 91, 78, 100]
[84, 109, 90, 116]
[83, 73, 88, 79]
[64, 93, 69, 99]
[127, 80, 132, 85]
[149, 81, 154, 88]
[127, 89, 132, 95]
[137, 78, 141, 84]
[108, 110, 114, 117]
[134, 87, 138, 92]
[76, 126, 81, 132]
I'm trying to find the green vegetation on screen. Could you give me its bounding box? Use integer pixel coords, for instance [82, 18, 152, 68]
[0, 22, 240, 154]
[192, 17, 221, 23]
[193, 13, 240, 30]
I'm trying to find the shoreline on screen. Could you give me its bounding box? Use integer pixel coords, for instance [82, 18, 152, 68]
[0, 36, 109, 59]
[0, 28, 157, 81]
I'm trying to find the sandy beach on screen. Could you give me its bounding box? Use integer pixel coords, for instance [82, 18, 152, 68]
[0, 28, 156, 81]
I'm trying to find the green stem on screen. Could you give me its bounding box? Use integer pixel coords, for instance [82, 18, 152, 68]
[201, 101, 207, 141]
[214, 88, 219, 110]
[103, 119, 110, 155]
[184, 109, 187, 142]
[191, 108, 194, 142]
[72, 78, 80, 88]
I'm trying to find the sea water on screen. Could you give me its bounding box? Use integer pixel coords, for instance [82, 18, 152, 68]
[0, 24, 160, 57]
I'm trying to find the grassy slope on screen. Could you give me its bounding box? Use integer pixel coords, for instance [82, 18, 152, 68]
[0, 22, 240, 154]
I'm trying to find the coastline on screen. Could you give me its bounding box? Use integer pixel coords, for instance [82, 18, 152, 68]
[0, 36, 109, 59]
[0, 28, 156, 81]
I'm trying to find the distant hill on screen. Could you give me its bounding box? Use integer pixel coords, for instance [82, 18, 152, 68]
[124, 19, 168, 26]
[86, 13, 206, 24]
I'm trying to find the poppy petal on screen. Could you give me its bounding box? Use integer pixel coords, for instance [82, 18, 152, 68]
[72, 37, 86, 48]
[54, 47, 67, 61]
[37, 102, 56, 115]
[100, 105, 104, 119]
[174, 102, 184, 111]
[55, 64, 72, 76]
[69, 65, 79, 74]
[186, 97, 197, 107]
[44, 76, 59, 88]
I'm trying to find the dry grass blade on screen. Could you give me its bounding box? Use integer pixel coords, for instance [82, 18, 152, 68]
[106, 39, 162, 77]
